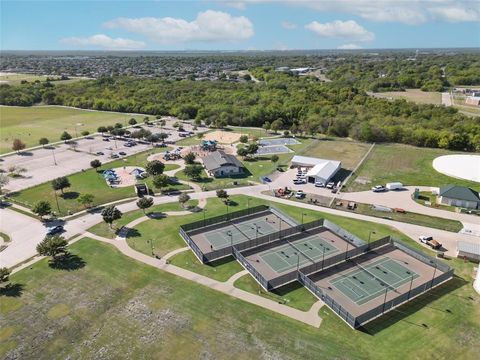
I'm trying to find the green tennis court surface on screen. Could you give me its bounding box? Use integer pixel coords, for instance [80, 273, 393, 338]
[204, 218, 278, 250]
[330, 257, 420, 305]
[259, 234, 340, 273]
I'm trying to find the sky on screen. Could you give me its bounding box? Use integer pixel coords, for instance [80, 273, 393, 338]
[1, 0, 479, 51]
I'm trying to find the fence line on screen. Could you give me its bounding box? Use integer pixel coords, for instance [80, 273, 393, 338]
[233, 246, 270, 290]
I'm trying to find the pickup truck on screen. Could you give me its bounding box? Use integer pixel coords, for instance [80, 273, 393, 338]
[419, 236, 442, 249]
[371, 185, 387, 192]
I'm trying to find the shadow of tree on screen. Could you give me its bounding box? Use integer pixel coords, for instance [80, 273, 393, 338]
[48, 253, 86, 271]
[61, 191, 80, 200]
[0, 283, 24, 297]
[125, 228, 141, 238]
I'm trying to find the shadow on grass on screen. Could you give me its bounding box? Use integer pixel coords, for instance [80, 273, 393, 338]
[359, 275, 467, 335]
[270, 280, 305, 297]
[125, 228, 141, 238]
[49, 253, 86, 271]
[61, 191, 80, 200]
[206, 255, 236, 267]
[0, 283, 24, 297]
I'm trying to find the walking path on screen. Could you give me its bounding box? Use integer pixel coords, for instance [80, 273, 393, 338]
[84, 231, 324, 328]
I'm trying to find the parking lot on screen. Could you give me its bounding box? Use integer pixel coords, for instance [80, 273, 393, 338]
[0, 118, 207, 192]
[270, 167, 338, 197]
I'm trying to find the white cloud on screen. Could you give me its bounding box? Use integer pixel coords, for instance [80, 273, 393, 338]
[60, 34, 145, 50]
[305, 20, 375, 42]
[281, 21, 297, 30]
[337, 43, 363, 50]
[235, 0, 480, 24]
[104, 10, 254, 44]
[429, 6, 480, 22]
[222, 1, 247, 10]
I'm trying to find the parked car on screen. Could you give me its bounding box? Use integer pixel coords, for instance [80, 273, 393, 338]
[124, 143, 132, 147]
[96, 151, 104, 156]
[371, 185, 387, 192]
[111, 154, 119, 159]
[46, 225, 64, 235]
[419, 236, 433, 243]
[106, 147, 113, 150]
[293, 178, 307, 185]
[119, 151, 127, 156]
[276, 167, 285, 172]
[262, 176, 272, 183]
[314, 181, 325, 187]
[326, 182, 335, 189]
[102, 138, 110, 142]
[295, 190, 305, 199]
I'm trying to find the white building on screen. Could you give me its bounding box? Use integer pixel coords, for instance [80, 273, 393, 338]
[291, 155, 341, 184]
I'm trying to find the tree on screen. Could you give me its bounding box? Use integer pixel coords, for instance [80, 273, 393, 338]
[77, 193, 95, 208]
[0, 174, 9, 194]
[52, 176, 70, 194]
[97, 126, 107, 134]
[283, 130, 290, 137]
[60, 131, 72, 143]
[152, 174, 170, 193]
[271, 119, 284, 133]
[246, 143, 259, 156]
[145, 160, 165, 176]
[114, 122, 123, 129]
[128, 118, 137, 125]
[90, 159, 102, 170]
[32, 201, 52, 220]
[136, 197, 154, 214]
[0, 267, 10, 288]
[183, 164, 203, 180]
[237, 147, 248, 159]
[39, 137, 49, 148]
[36, 235, 68, 260]
[12, 139, 25, 153]
[101, 205, 122, 228]
[184, 152, 196, 164]
[262, 121, 271, 132]
[81, 130, 90, 136]
[216, 189, 229, 202]
[271, 155, 279, 164]
[239, 135, 249, 144]
[178, 193, 191, 208]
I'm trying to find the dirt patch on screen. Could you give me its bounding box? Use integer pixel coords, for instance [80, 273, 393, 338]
[203, 130, 244, 144]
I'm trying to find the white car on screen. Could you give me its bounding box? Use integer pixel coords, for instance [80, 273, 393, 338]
[371, 185, 386, 192]
[326, 182, 335, 189]
[295, 190, 305, 199]
[419, 236, 433, 244]
[315, 181, 325, 187]
[293, 178, 307, 185]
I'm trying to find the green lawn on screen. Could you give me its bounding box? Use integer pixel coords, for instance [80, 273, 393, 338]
[88, 200, 198, 239]
[0, 73, 86, 86]
[227, 126, 269, 138]
[169, 252, 244, 282]
[9, 149, 183, 216]
[1, 237, 478, 359]
[234, 274, 318, 311]
[347, 143, 480, 192]
[0, 106, 145, 153]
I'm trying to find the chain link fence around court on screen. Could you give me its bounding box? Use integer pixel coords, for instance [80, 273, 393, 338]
[298, 238, 454, 329]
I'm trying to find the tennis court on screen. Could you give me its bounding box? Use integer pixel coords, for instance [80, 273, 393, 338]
[256, 145, 293, 155]
[259, 234, 340, 273]
[202, 216, 279, 250]
[330, 257, 420, 305]
[259, 138, 300, 146]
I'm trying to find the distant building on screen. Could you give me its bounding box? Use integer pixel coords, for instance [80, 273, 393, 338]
[437, 185, 480, 209]
[457, 241, 480, 262]
[465, 96, 480, 106]
[291, 155, 341, 184]
[202, 150, 245, 177]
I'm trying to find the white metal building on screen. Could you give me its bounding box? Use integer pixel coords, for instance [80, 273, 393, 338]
[291, 155, 341, 184]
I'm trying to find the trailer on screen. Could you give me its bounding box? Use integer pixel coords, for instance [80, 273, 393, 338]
[386, 182, 403, 190]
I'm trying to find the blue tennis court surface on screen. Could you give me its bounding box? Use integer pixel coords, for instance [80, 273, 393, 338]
[259, 234, 340, 273]
[330, 257, 420, 305]
[256, 145, 292, 155]
[259, 138, 300, 146]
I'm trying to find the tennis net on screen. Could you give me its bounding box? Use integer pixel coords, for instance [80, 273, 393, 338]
[354, 261, 396, 291]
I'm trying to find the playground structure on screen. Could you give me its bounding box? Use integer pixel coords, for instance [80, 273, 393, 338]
[201, 140, 217, 152]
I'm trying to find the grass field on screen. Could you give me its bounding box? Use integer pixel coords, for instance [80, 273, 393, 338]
[0, 73, 86, 86]
[9, 149, 182, 215]
[347, 144, 480, 192]
[369, 89, 442, 105]
[296, 138, 371, 169]
[1, 237, 478, 359]
[0, 106, 144, 153]
[234, 274, 318, 311]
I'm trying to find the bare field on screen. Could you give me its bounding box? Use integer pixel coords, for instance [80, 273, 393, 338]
[369, 89, 442, 105]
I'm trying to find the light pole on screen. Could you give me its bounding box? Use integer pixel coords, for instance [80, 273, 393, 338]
[382, 285, 389, 313]
[430, 261, 438, 287]
[252, 223, 259, 239]
[53, 190, 60, 213]
[368, 231, 376, 248]
[203, 209, 207, 227]
[227, 231, 233, 248]
[321, 246, 325, 270]
[296, 252, 300, 271]
[407, 272, 414, 299]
